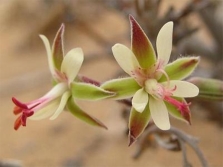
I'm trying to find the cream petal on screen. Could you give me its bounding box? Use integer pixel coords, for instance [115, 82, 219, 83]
[156, 22, 173, 66]
[30, 98, 60, 120]
[50, 91, 71, 120]
[112, 44, 140, 76]
[39, 35, 55, 77]
[44, 83, 68, 99]
[163, 80, 199, 97]
[149, 97, 170, 130]
[132, 88, 148, 113]
[61, 48, 84, 84]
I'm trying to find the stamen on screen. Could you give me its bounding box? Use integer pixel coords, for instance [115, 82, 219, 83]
[21, 114, 27, 126]
[12, 97, 28, 109]
[12, 98, 37, 130]
[164, 96, 191, 124]
[14, 116, 22, 130]
[13, 106, 23, 115]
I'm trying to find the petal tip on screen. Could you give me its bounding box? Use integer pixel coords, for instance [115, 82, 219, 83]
[156, 123, 170, 130]
[129, 14, 135, 22]
[168, 21, 174, 26]
[60, 23, 65, 30]
[128, 132, 137, 146]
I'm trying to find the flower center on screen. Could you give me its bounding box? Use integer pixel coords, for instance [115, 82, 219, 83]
[131, 67, 147, 86]
[145, 79, 175, 100]
[145, 79, 165, 99]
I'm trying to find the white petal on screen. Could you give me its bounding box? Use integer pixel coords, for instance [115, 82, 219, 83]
[44, 83, 68, 99]
[50, 91, 71, 120]
[39, 35, 55, 77]
[149, 97, 170, 130]
[30, 98, 60, 120]
[156, 22, 173, 66]
[61, 48, 84, 84]
[132, 88, 148, 113]
[163, 80, 199, 97]
[112, 44, 140, 76]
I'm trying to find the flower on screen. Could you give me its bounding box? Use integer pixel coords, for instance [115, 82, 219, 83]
[101, 15, 199, 145]
[12, 24, 114, 130]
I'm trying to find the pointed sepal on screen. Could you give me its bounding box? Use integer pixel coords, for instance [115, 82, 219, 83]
[159, 57, 200, 82]
[76, 75, 100, 86]
[128, 103, 150, 146]
[130, 15, 156, 69]
[71, 82, 115, 100]
[67, 96, 107, 129]
[52, 23, 65, 70]
[101, 77, 141, 100]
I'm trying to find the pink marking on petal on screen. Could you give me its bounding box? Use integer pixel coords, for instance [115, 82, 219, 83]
[55, 70, 68, 82]
[131, 67, 147, 86]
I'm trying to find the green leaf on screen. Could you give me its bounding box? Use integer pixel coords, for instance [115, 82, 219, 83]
[129, 15, 156, 69]
[71, 82, 115, 100]
[67, 96, 107, 129]
[159, 57, 200, 82]
[188, 77, 223, 101]
[128, 103, 150, 146]
[52, 24, 65, 70]
[101, 77, 140, 100]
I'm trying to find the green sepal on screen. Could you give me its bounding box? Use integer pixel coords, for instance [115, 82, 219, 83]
[71, 82, 115, 101]
[75, 75, 100, 86]
[188, 77, 223, 101]
[101, 77, 141, 100]
[129, 15, 156, 69]
[159, 57, 200, 82]
[128, 103, 150, 146]
[67, 96, 107, 129]
[52, 23, 65, 70]
[165, 97, 191, 124]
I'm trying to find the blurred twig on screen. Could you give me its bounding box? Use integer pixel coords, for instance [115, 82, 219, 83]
[0, 159, 22, 167]
[135, 125, 209, 167]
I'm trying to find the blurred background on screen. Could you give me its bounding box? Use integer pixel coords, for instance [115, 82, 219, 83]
[0, 0, 222, 167]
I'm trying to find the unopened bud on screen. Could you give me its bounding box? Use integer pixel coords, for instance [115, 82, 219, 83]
[188, 77, 223, 101]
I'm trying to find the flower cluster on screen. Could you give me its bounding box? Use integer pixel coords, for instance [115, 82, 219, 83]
[12, 15, 199, 145]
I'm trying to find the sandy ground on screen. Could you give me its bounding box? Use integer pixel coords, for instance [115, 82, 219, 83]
[0, 1, 222, 167]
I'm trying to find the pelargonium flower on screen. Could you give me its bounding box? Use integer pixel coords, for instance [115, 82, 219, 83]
[101, 15, 199, 145]
[12, 24, 114, 130]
